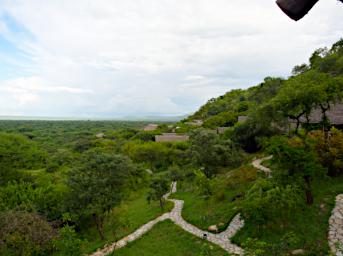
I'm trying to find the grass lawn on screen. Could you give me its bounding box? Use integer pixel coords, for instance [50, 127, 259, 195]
[232, 175, 343, 255]
[171, 165, 257, 231]
[80, 188, 173, 254]
[114, 220, 230, 256]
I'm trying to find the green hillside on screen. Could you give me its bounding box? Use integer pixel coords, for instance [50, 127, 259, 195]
[0, 39, 343, 256]
[180, 39, 343, 153]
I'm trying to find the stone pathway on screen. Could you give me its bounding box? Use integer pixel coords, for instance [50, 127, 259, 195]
[252, 155, 273, 177]
[168, 182, 244, 255]
[328, 194, 343, 256]
[90, 181, 244, 256]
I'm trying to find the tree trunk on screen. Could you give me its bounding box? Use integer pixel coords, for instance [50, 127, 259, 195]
[93, 214, 105, 240]
[204, 168, 211, 178]
[289, 111, 305, 135]
[159, 198, 164, 211]
[295, 119, 300, 134]
[304, 113, 310, 137]
[304, 176, 314, 205]
[320, 103, 330, 141]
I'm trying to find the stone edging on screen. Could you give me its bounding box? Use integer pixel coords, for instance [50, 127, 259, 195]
[328, 194, 343, 256]
[89, 181, 244, 256]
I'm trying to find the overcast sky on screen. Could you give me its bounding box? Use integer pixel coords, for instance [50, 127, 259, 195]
[0, 0, 342, 118]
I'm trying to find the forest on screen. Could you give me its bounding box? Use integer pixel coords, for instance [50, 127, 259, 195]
[0, 39, 343, 256]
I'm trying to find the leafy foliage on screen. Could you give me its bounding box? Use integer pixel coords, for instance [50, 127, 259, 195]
[190, 129, 244, 177]
[268, 136, 326, 204]
[242, 179, 302, 225]
[311, 128, 343, 176]
[53, 225, 82, 256]
[147, 176, 170, 210]
[0, 133, 46, 184]
[68, 150, 135, 239]
[0, 211, 55, 255]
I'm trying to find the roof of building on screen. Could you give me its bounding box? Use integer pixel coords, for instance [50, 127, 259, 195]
[292, 104, 343, 125]
[155, 133, 189, 142]
[143, 124, 158, 131]
[238, 116, 248, 123]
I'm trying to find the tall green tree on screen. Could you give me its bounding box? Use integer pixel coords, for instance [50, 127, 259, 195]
[125, 142, 168, 171]
[268, 136, 325, 205]
[190, 129, 243, 177]
[147, 176, 170, 211]
[67, 150, 134, 240]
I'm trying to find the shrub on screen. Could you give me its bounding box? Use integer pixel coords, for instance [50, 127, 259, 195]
[310, 128, 343, 176]
[241, 179, 302, 226]
[53, 225, 82, 256]
[0, 211, 55, 255]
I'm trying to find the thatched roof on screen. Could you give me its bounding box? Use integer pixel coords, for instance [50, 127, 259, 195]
[276, 0, 319, 21]
[238, 116, 248, 123]
[294, 104, 343, 125]
[155, 133, 189, 142]
[144, 124, 158, 131]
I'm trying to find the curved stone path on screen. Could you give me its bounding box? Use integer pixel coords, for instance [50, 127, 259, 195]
[168, 182, 244, 255]
[90, 157, 342, 256]
[90, 181, 244, 256]
[328, 194, 343, 256]
[252, 155, 273, 177]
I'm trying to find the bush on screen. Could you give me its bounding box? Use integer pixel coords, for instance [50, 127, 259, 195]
[194, 169, 213, 196]
[0, 211, 55, 255]
[267, 136, 326, 205]
[310, 128, 343, 176]
[53, 225, 82, 256]
[241, 179, 302, 226]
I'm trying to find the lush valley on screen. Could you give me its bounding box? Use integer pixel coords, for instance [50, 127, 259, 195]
[0, 39, 343, 256]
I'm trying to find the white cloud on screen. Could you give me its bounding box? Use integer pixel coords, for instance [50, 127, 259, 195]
[13, 92, 39, 106]
[0, 76, 93, 94]
[0, 0, 342, 117]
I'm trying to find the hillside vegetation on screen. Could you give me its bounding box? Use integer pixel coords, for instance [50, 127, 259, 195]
[0, 39, 343, 256]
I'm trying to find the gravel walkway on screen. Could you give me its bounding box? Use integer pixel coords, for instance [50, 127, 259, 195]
[90, 181, 244, 256]
[252, 155, 273, 177]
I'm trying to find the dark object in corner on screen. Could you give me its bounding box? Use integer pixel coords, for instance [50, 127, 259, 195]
[276, 0, 319, 21]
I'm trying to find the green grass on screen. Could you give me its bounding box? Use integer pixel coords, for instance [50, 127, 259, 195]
[172, 165, 257, 231]
[232, 175, 343, 255]
[80, 188, 173, 254]
[114, 220, 230, 256]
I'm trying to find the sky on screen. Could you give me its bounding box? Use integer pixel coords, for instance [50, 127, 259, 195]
[0, 0, 342, 118]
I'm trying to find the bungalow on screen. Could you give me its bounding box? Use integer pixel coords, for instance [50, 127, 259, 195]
[155, 133, 189, 142]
